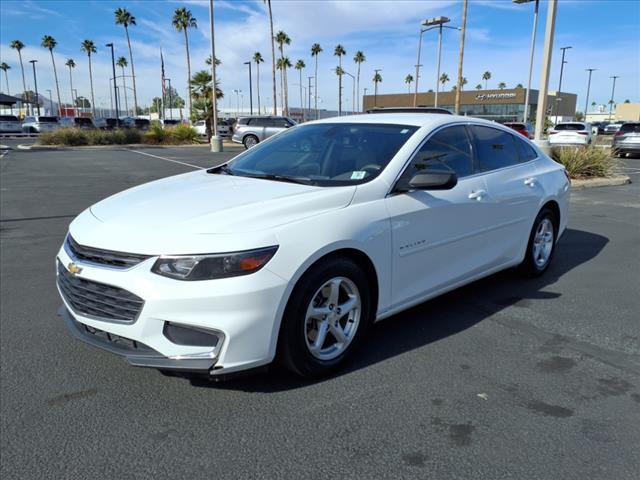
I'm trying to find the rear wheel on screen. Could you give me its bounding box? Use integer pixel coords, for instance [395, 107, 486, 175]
[519, 208, 557, 277]
[243, 134, 259, 149]
[279, 257, 372, 378]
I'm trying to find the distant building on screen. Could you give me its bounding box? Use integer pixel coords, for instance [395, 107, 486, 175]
[615, 103, 640, 121]
[362, 88, 577, 123]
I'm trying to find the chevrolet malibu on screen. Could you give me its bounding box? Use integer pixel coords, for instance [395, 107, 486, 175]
[57, 114, 570, 379]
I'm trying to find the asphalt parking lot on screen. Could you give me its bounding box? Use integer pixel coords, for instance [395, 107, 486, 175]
[1, 143, 639, 479]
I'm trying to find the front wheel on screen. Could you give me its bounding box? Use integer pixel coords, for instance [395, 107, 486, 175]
[243, 134, 259, 149]
[279, 257, 372, 378]
[519, 207, 557, 277]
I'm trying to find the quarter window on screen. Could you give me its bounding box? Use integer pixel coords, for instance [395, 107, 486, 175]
[513, 135, 538, 162]
[470, 125, 520, 171]
[407, 125, 474, 178]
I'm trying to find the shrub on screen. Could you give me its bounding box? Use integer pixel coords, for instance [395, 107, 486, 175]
[551, 146, 613, 179]
[39, 128, 88, 146]
[85, 129, 111, 145]
[143, 122, 167, 144]
[167, 124, 199, 144]
[121, 128, 142, 144]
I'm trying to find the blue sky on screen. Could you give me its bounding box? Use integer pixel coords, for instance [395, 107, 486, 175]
[1, 0, 638, 113]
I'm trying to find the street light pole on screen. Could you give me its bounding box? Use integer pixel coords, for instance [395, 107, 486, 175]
[244, 61, 253, 115]
[413, 27, 427, 107]
[29, 60, 40, 116]
[307, 75, 313, 119]
[106, 43, 119, 124]
[555, 45, 572, 123]
[167, 78, 173, 120]
[608, 75, 619, 121]
[534, 0, 558, 145]
[513, 0, 539, 123]
[454, 0, 468, 115]
[584, 68, 596, 121]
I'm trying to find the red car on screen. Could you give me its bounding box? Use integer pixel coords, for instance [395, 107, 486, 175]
[503, 122, 534, 139]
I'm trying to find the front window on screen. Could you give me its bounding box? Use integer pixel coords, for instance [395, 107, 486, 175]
[38, 116, 58, 123]
[222, 123, 419, 186]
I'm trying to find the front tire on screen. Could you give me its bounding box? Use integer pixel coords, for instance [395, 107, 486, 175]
[243, 134, 258, 149]
[279, 257, 373, 378]
[519, 207, 557, 277]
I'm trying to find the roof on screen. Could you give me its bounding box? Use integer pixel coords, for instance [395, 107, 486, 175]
[310, 112, 501, 130]
[0, 93, 29, 106]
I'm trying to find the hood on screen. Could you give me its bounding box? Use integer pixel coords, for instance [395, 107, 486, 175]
[90, 170, 356, 234]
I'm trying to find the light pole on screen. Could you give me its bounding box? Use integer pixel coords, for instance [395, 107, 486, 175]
[555, 45, 572, 123]
[584, 68, 596, 121]
[29, 60, 40, 116]
[342, 70, 356, 115]
[209, 0, 222, 151]
[166, 78, 173, 119]
[307, 75, 313, 119]
[423, 17, 459, 108]
[46, 89, 53, 115]
[373, 69, 381, 107]
[513, 0, 540, 123]
[608, 75, 619, 121]
[244, 61, 253, 115]
[233, 89, 242, 118]
[106, 43, 119, 124]
[72, 88, 78, 115]
[413, 25, 427, 107]
[534, 0, 558, 146]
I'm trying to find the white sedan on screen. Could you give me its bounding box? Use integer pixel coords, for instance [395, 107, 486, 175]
[56, 114, 570, 379]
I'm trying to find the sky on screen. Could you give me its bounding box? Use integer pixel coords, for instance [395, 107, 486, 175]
[0, 0, 638, 114]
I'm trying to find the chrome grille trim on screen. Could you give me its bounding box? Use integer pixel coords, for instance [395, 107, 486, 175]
[57, 261, 144, 323]
[65, 235, 152, 269]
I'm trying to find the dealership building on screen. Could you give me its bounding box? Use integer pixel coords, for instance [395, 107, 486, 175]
[362, 88, 577, 123]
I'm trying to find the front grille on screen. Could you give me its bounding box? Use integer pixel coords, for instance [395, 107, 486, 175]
[57, 262, 144, 323]
[65, 235, 152, 269]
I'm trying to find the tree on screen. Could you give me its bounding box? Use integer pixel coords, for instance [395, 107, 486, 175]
[65, 59, 76, 112]
[41, 35, 62, 116]
[404, 74, 414, 93]
[172, 7, 197, 119]
[482, 71, 491, 89]
[439, 73, 450, 90]
[116, 56, 129, 115]
[353, 51, 365, 113]
[624, 99, 631, 103]
[373, 71, 382, 102]
[295, 59, 305, 120]
[311, 43, 322, 119]
[163, 84, 185, 109]
[497, 81, 506, 90]
[149, 97, 162, 113]
[80, 40, 97, 118]
[516, 83, 524, 89]
[475, 83, 482, 90]
[264, 0, 277, 115]
[115, 8, 138, 116]
[575, 111, 584, 121]
[205, 55, 221, 66]
[275, 31, 291, 115]
[253, 52, 264, 114]
[0, 63, 10, 95]
[591, 101, 596, 107]
[75, 96, 91, 108]
[10, 40, 27, 108]
[190, 70, 223, 139]
[461, 77, 468, 91]
[451, 85, 457, 92]
[334, 44, 346, 115]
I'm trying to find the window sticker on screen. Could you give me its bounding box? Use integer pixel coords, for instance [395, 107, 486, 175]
[351, 171, 367, 180]
[400, 128, 410, 134]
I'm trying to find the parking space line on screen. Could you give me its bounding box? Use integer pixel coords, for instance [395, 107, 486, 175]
[126, 149, 204, 169]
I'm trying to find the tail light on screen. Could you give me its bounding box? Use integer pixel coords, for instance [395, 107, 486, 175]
[614, 131, 624, 137]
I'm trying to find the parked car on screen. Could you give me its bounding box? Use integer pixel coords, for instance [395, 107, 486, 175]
[56, 114, 570, 379]
[217, 119, 233, 137]
[161, 119, 182, 127]
[367, 107, 453, 115]
[611, 122, 640, 157]
[94, 118, 119, 130]
[0, 115, 22, 133]
[21, 116, 60, 133]
[121, 117, 151, 130]
[503, 122, 534, 139]
[232, 116, 296, 148]
[604, 122, 623, 135]
[58, 117, 96, 129]
[590, 121, 609, 135]
[548, 122, 593, 146]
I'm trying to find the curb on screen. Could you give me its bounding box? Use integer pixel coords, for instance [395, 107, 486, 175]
[571, 175, 631, 189]
[19, 143, 242, 151]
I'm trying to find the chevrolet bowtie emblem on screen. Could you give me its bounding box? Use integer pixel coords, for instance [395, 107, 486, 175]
[67, 262, 83, 275]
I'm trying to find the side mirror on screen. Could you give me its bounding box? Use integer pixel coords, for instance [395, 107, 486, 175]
[396, 170, 458, 192]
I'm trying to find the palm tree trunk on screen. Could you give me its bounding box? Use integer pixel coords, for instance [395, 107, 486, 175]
[121, 66, 129, 115]
[268, 2, 277, 115]
[3, 71, 9, 95]
[68, 65, 74, 115]
[125, 26, 138, 115]
[279, 45, 284, 114]
[88, 55, 96, 118]
[485, 79, 488, 89]
[17, 51, 27, 114]
[356, 63, 361, 113]
[284, 65, 289, 116]
[314, 56, 318, 119]
[50, 50, 62, 116]
[338, 56, 342, 116]
[299, 68, 303, 121]
[184, 30, 192, 120]
[256, 62, 261, 114]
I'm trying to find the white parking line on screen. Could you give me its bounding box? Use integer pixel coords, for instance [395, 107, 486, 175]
[126, 149, 203, 169]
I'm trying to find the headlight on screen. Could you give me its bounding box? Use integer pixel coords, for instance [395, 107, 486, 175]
[151, 246, 278, 281]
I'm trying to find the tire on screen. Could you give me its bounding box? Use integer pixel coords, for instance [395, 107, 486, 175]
[243, 134, 259, 149]
[518, 207, 558, 277]
[278, 257, 373, 378]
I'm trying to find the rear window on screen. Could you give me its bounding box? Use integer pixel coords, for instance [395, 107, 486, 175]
[38, 116, 58, 123]
[514, 136, 538, 162]
[0, 115, 19, 121]
[505, 123, 526, 129]
[555, 123, 586, 131]
[619, 123, 640, 133]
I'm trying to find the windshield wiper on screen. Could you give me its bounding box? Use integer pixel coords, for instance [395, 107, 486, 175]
[208, 164, 235, 175]
[245, 173, 313, 185]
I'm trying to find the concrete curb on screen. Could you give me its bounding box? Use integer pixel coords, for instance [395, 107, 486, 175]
[571, 175, 631, 189]
[19, 142, 241, 151]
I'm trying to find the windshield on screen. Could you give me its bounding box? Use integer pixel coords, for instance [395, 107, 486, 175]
[0, 116, 19, 121]
[555, 123, 586, 131]
[38, 116, 58, 123]
[224, 123, 419, 186]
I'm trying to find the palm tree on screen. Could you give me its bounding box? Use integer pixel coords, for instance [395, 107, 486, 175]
[0, 63, 10, 95]
[80, 40, 97, 118]
[516, 83, 524, 89]
[372, 71, 382, 106]
[172, 7, 197, 120]
[451, 85, 457, 92]
[404, 74, 414, 94]
[311, 43, 322, 119]
[498, 82, 506, 90]
[353, 51, 365, 113]
[475, 83, 482, 90]
[10, 40, 27, 109]
[41, 35, 62, 116]
[482, 71, 491, 89]
[275, 31, 291, 115]
[264, 0, 277, 115]
[591, 101, 596, 107]
[116, 56, 129, 115]
[439, 73, 450, 90]
[295, 59, 305, 120]
[334, 44, 346, 115]
[115, 8, 138, 115]
[190, 70, 223, 139]
[65, 59, 76, 112]
[461, 77, 468, 91]
[253, 52, 264, 114]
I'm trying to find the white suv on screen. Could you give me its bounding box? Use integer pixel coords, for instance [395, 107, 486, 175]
[57, 114, 570, 379]
[549, 122, 593, 146]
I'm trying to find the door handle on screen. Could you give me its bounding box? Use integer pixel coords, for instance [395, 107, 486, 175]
[524, 177, 538, 187]
[468, 189, 487, 200]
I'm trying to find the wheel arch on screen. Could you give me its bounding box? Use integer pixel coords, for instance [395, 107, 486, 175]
[541, 199, 561, 234]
